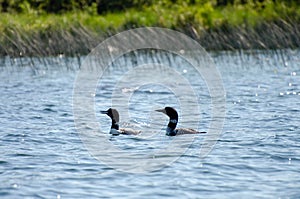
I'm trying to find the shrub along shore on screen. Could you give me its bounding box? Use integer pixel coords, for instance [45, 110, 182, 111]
[1, 0, 300, 57]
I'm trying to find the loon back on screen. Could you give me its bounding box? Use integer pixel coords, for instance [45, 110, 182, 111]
[175, 128, 206, 136]
[119, 128, 141, 135]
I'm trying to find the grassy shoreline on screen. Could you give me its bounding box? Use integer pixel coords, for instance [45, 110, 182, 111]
[1, 1, 300, 57]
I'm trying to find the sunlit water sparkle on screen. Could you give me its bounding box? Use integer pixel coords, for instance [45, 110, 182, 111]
[0, 50, 299, 198]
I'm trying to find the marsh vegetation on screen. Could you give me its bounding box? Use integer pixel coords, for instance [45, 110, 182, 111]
[1, 0, 299, 57]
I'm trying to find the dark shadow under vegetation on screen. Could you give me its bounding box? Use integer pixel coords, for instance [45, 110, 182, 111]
[1, 19, 299, 57]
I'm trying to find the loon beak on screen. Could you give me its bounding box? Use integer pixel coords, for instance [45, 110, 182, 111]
[155, 108, 166, 114]
[100, 110, 108, 114]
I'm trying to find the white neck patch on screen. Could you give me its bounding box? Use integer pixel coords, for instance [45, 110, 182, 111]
[170, 119, 177, 123]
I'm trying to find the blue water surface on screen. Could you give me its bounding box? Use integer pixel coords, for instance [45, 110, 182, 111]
[0, 50, 299, 198]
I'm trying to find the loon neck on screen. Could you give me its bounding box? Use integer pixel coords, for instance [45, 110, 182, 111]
[166, 118, 178, 136]
[167, 119, 177, 130]
[166, 126, 177, 136]
[111, 119, 119, 130]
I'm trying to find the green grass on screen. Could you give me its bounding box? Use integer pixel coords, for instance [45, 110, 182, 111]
[1, 1, 299, 33]
[0, 1, 300, 31]
[1, 0, 300, 56]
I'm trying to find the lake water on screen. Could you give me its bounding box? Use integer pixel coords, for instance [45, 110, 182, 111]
[0, 49, 300, 198]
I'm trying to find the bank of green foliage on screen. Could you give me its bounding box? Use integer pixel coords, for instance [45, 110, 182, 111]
[1, 0, 299, 15]
[1, 0, 299, 31]
[0, 0, 300, 55]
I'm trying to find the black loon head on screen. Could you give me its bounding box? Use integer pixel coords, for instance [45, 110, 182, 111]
[156, 107, 178, 120]
[156, 107, 178, 135]
[101, 108, 119, 130]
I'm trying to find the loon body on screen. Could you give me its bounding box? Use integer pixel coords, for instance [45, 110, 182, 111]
[101, 108, 141, 136]
[156, 107, 206, 136]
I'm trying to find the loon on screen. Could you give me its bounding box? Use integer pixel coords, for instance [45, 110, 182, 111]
[101, 108, 141, 136]
[156, 107, 206, 136]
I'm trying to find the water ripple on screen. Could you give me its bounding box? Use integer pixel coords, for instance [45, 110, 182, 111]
[1, 51, 300, 198]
